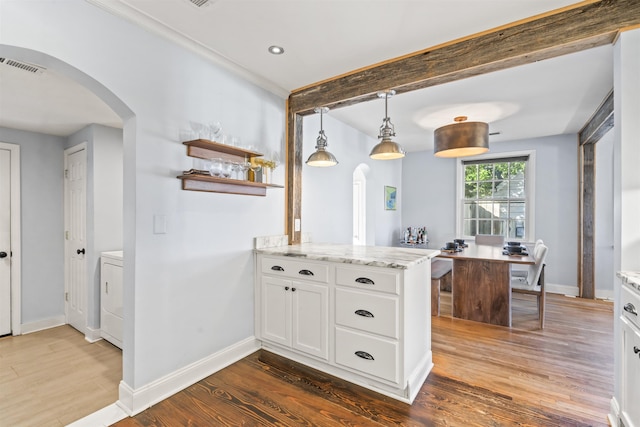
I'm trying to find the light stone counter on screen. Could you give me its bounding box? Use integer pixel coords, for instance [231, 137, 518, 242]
[254, 242, 440, 269]
[618, 271, 640, 292]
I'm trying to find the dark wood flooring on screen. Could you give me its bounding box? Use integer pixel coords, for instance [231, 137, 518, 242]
[114, 293, 613, 426]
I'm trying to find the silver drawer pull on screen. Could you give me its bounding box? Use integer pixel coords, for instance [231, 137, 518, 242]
[624, 303, 637, 316]
[355, 277, 374, 285]
[355, 351, 374, 361]
[271, 266, 284, 271]
[355, 309, 374, 318]
[298, 269, 314, 276]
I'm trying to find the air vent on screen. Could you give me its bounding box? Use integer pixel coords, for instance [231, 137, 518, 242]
[0, 58, 46, 75]
[185, 0, 213, 8]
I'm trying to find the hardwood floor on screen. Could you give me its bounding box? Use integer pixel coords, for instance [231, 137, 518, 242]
[114, 293, 614, 426]
[0, 325, 122, 427]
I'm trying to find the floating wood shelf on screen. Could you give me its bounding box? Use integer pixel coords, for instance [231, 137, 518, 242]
[177, 174, 283, 196]
[179, 139, 283, 196]
[183, 139, 263, 160]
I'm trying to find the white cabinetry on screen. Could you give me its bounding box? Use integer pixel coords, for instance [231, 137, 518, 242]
[260, 257, 329, 360]
[620, 282, 640, 427]
[100, 251, 123, 349]
[255, 250, 434, 404]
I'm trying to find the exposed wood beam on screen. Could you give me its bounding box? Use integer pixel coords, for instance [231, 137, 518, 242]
[286, 0, 640, 244]
[579, 143, 596, 299]
[578, 91, 613, 299]
[288, 1, 638, 115]
[579, 90, 614, 145]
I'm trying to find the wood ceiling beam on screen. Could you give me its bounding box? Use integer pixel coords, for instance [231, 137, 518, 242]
[286, 0, 640, 245]
[579, 90, 614, 146]
[289, 0, 639, 115]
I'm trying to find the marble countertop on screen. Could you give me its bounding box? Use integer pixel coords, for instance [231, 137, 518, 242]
[618, 271, 640, 292]
[254, 242, 440, 269]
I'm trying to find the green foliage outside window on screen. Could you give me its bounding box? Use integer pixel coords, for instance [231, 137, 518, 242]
[463, 159, 527, 239]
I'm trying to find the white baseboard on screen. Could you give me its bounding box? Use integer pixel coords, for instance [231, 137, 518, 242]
[21, 315, 66, 335]
[546, 283, 579, 297]
[66, 403, 128, 427]
[85, 326, 102, 343]
[118, 336, 261, 416]
[596, 289, 614, 301]
[608, 396, 620, 427]
[546, 283, 614, 301]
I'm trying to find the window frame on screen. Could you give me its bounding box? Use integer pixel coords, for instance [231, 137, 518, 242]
[455, 150, 536, 242]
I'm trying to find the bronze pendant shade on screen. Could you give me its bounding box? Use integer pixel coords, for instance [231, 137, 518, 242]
[434, 117, 489, 158]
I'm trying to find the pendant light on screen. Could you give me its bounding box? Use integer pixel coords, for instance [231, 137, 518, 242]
[370, 90, 405, 160]
[434, 116, 489, 158]
[306, 107, 338, 167]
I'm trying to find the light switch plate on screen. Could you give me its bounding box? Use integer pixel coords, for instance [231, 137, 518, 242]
[153, 214, 167, 234]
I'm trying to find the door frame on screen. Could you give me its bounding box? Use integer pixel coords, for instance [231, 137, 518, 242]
[0, 142, 22, 336]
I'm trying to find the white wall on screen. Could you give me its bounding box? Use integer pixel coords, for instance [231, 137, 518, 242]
[66, 124, 124, 331]
[301, 114, 402, 246]
[402, 134, 579, 289]
[1, 0, 285, 392]
[612, 28, 640, 410]
[0, 127, 65, 325]
[595, 130, 614, 295]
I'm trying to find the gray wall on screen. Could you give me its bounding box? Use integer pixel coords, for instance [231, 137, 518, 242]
[402, 134, 580, 290]
[302, 114, 402, 246]
[0, 127, 65, 324]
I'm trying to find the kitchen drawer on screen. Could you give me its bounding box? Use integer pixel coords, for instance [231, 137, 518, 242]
[335, 327, 398, 384]
[261, 256, 329, 283]
[335, 288, 399, 339]
[336, 266, 399, 295]
[622, 284, 640, 330]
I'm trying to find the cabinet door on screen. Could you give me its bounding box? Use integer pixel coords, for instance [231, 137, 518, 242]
[102, 261, 123, 317]
[621, 318, 640, 427]
[261, 276, 291, 347]
[291, 281, 328, 360]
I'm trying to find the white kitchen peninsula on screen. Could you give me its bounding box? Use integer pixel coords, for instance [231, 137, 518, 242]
[254, 240, 440, 404]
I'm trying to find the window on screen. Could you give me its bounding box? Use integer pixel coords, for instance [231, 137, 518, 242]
[457, 152, 534, 240]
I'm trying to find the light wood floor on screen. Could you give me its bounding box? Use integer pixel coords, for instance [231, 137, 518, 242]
[0, 325, 122, 427]
[115, 293, 614, 426]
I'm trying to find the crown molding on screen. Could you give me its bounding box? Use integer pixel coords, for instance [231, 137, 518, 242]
[85, 0, 289, 99]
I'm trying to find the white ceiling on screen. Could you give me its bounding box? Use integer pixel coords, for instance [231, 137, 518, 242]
[0, 0, 613, 152]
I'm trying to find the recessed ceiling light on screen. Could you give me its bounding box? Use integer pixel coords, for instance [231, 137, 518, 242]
[268, 45, 285, 55]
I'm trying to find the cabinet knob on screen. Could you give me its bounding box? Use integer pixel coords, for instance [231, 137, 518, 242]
[298, 269, 314, 276]
[284, 286, 289, 291]
[0, 251, 7, 259]
[271, 266, 284, 271]
[77, 248, 85, 255]
[291, 287, 296, 292]
[355, 277, 374, 285]
[634, 346, 640, 355]
[355, 351, 374, 361]
[624, 303, 637, 316]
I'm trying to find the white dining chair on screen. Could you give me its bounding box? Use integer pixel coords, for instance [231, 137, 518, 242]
[512, 239, 544, 275]
[475, 234, 505, 246]
[511, 243, 548, 329]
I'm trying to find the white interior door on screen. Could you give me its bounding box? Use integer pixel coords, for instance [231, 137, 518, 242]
[64, 145, 87, 333]
[0, 148, 11, 335]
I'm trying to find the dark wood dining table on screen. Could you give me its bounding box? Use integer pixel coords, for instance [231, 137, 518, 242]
[437, 243, 536, 326]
